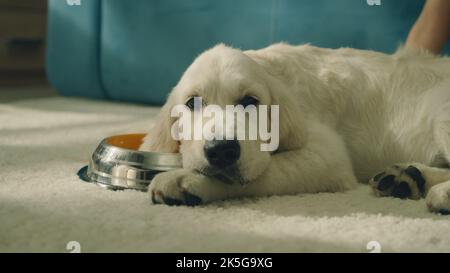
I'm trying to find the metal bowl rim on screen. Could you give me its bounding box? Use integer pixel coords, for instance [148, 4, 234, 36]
[99, 137, 181, 159]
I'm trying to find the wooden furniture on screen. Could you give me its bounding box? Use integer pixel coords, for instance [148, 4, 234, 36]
[0, 0, 48, 86]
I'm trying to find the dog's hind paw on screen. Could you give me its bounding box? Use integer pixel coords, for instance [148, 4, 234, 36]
[369, 164, 426, 200]
[426, 181, 450, 215]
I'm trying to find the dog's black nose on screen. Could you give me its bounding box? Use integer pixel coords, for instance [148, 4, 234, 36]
[204, 140, 240, 168]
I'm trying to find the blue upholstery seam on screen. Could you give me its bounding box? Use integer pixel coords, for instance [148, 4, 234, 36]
[97, 0, 110, 100]
[269, 0, 279, 44]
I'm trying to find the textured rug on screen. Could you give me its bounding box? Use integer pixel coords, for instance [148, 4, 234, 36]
[1, 97, 449, 253]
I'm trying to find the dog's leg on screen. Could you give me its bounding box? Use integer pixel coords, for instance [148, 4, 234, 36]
[369, 164, 450, 214]
[149, 123, 358, 206]
[426, 180, 450, 214]
[369, 100, 450, 214]
[369, 163, 450, 200]
[424, 107, 450, 213]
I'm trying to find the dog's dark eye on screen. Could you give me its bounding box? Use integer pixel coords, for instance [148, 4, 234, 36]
[185, 97, 196, 110]
[238, 96, 259, 107]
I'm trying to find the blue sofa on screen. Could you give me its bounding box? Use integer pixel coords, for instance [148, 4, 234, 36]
[47, 0, 431, 105]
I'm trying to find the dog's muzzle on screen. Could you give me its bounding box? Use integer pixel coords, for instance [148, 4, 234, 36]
[203, 139, 240, 168]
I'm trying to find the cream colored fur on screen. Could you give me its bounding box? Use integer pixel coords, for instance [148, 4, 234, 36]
[140, 43, 450, 212]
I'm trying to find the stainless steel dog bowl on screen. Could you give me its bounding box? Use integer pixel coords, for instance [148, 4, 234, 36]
[78, 134, 182, 191]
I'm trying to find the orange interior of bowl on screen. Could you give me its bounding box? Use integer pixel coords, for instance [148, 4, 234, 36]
[106, 134, 146, 150]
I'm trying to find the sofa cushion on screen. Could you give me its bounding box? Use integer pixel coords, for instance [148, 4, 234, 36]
[101, 0, 275, 104]
[46, 0, 106, 99]
[49, 0, 443, 105]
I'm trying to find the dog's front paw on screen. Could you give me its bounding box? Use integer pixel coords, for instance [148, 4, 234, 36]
[369, 164, 426, 200]
[148, 169, 205, 206]
[426, 182, 450, 215]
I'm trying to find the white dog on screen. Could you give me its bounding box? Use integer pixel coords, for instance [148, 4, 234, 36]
[140, 43, 450, 214]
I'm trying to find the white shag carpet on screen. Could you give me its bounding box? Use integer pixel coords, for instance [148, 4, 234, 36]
[1, 97, 450, 253]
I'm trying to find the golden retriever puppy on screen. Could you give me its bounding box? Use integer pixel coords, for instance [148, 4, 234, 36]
[140, 43, 450, 214]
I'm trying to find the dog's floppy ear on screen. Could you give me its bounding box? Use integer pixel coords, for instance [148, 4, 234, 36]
[270, 82, 306, 152]
[245, 49, 306, 152]
[140, 92, 179, 153]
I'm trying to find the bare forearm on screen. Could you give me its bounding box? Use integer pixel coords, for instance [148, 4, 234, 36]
[406, 0, 450, 54]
